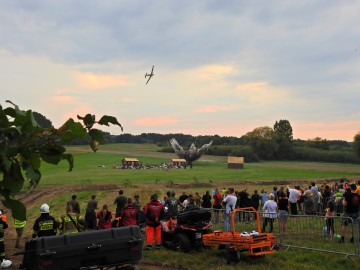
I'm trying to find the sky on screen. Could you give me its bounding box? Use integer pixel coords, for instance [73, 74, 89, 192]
[1, 1, 360, 141]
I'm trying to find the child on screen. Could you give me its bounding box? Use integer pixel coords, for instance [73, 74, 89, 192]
[325, 200, 335, 240]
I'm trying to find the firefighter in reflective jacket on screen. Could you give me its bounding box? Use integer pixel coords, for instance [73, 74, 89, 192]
[120, 197, 138, 226]
[32, 204, 59, 238]
[14, 219, 26, 248]
[58, 204, 85, 234]
[143, 194, 164, 249]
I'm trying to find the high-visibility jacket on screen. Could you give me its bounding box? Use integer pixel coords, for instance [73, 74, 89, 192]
[14, 219, 26, 229]
[58, 212, 83, 234]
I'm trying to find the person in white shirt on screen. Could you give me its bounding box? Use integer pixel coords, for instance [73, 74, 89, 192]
[262, 193, 277, 233]
[287, 185, 301, 215]
[223, 188, 237, 232]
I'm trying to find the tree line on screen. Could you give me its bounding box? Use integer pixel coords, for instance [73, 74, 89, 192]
[33, 113, 360, 164]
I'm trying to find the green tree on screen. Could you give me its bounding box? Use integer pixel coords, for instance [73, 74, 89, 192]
[33, 111, 53, 128]
[0, 100, 123, 220]
[273, 119, 294, 159]
[305, 137, 330, 150]
[353, 131, 360, 159]
[244, 126, 278, 160]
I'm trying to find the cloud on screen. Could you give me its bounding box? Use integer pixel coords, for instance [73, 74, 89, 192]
[193, 104, 238, 113]
[76, 73, 128, 89]
[134, 116, 182, 127]
[235, 81, 291, 108]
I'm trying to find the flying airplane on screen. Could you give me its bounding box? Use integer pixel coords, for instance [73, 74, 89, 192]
[145, 65, 154, 84]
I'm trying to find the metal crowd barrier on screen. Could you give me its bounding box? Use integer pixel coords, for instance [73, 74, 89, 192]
[208, 208, 360, 259]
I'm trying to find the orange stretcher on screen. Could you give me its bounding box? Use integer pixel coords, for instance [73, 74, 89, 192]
[202, 207, 277, 261]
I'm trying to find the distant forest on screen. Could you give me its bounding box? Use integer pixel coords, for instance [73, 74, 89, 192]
[33, 112, 359, 164]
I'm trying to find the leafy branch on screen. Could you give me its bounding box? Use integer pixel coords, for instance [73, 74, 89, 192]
[0, 100, 123, 220]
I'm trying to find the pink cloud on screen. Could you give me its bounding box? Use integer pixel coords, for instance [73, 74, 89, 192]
[193, 104, 237, 113]
[293, 120, 360, 141]
[76, 73, 128, 89]
[134, 116, 181, 126]
[236, 81, 269, 92]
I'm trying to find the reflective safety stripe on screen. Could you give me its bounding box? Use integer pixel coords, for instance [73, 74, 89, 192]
[14, 219, 26, 228]
[40, 221, 54, 231]
[62, 230, 78, 234]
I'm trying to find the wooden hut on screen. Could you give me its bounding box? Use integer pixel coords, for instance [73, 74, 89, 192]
[171, 158, 187, 167]
[227, 156, 244, 169]
[122, 158, 139, 167]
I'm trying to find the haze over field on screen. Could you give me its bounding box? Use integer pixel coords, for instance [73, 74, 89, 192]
[1, 1, 360, 141]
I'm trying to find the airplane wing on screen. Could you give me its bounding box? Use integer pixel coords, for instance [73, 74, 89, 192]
[151, 65, 154, 74]
[146, 75, 152, 84]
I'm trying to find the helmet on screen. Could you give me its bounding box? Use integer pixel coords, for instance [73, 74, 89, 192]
[40, 204, 50, 213]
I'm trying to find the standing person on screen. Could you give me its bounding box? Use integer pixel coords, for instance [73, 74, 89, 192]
[193, 192, 202, 207]
[114, 190, 127, 218]
[85, 195, 98, 230]
[201, 190, 212, 208]
[212, 189, 222, 224]
[260, 190, 268, 207]
[32, 204, 59, 238]
[338, 184, 360, 243]
[133, 194, 141, 211]
[287, 185, 301, 215]
[14, 219, 26, 249]
[67, 194, 80, 214]
[262, 194, 277, 233]
[311, 182, 319, 214]
[223, 188, 237, 232]
[120, 198, 138, 226]
[0, 210, 12, 269]
[271, 186, 278, 203]
[296, 186, 304, 213]
[143, 194, 164, 250]
[302, 186, 314, 215]
[58, 204, 84, 234]
[251, 190, 260, 211]
[325, 200, 335, 240]
[164, 191, 182, 217]
[97, 204, 113, 230]
[277, 191, 290, 237]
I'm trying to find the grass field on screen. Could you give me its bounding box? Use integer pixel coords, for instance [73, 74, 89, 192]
[9, 143, 360, 269]
[39, 143, 360, 187]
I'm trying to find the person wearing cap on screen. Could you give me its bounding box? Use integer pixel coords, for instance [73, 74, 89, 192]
[67, 194, 80, 214]
[32, 204, 59, 238]
[14, 219, 26, 248]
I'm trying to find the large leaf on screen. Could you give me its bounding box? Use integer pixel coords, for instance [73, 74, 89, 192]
[0, 151, 12, 172]
[78, 114, 95, 129]
[3, 107, 17, 119]
[89, 129, 104, 144]
[25, 165, 41, 187]
[6, 100, 25, 116]
[1, 162, 25, 195]
[40, 144, 66, 165]
[57, 118, 87, 142]
[62, 153, 74, 171]
[2, 196, 26, 221]
[90, 139, 99, 152]
[98, 115, 123, 131]
[0, 105, 10, 127]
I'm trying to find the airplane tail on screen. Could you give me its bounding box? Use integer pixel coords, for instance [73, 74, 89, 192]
[145, 73, 148, 78]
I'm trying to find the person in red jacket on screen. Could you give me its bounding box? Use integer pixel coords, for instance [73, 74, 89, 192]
[120, 197, 138, 226]
[96, 204, 113, 230]
[143, 194, 164, 249]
